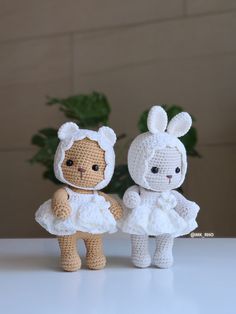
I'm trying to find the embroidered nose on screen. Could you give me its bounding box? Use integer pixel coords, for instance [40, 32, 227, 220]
[167, 175, 172, 179]
[78, 166, 86, 179]
[78, 166, 86, 173]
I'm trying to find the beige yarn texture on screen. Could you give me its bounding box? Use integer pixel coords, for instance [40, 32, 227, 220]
[54, 189, 122, 271]
[58, 232, 106, 271]
[52, 188, 71, 219]
[62, 138, 106, 189]
[54, 123, 116, 190]
[52, 137, 122, 271]
[99, 191, 123, 220]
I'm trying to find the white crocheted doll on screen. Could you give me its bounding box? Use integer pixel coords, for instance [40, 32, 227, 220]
[120, 105, 200, 268]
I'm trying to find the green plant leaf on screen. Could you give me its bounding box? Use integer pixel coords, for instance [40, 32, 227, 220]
[47, 91, 111, 128]
[31, 134, 45, 147]
[180, 126, 197, 153]
[30, 147, 52, 164]
[138, 109, 149, 133]
[43, 169, 61, 185]
[30, 127, 59, 178]
[39, 128, 58, 137]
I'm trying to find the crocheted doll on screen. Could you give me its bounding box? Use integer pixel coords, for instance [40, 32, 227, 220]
[120, 105, 200, 268]
[36, 122, 123, 271]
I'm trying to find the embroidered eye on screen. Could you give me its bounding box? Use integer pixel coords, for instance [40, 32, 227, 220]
[92, 164, 99, 171]
[175, 167, 180, 173]
[66, 159, 73, 167]
[151, 167, 159, 174]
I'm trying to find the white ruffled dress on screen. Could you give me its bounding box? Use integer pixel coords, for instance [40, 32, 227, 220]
[121, 188, 197, 237]
[35, 187, 117, 236]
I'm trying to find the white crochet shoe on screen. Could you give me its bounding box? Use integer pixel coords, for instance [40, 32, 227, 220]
[153, 251, 173, 269]
[132, 253, 151, 268]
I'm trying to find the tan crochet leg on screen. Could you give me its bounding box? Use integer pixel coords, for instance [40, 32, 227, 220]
[58, 235, 81, 272]
[83, 234, 106, 270]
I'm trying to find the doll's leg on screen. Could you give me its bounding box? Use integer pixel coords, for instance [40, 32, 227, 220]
[58, 234, 81, 272]
[84, 234, 106, 270]
[131, 234, 151, 268]
[153, 234, 174, 268]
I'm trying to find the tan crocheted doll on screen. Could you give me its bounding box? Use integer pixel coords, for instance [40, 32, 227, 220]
[36, 122, 123, 271]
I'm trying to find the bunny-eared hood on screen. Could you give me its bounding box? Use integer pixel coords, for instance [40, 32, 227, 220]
[128, 105, 192, 190]
[54, 122, 116, 190]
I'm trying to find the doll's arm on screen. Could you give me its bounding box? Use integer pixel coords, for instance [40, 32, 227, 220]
[99, 192, 123, 220]
[123, 185, 141, 209]
[172, 190, 200, 221]
[52, 188, 71, 219]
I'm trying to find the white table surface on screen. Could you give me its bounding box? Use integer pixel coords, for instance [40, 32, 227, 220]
[0, 236, 235, 314]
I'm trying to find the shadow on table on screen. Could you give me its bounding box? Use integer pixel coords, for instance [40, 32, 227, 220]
[105, 256, 133, 268]
[0, 255, 133, 272]
[0, 255, 60, 272]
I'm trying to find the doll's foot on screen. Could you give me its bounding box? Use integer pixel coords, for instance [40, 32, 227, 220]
[61, 254, 81, 272]
[132, 254, 151, 268]
[153, 234, 174, 269]
[86, 254, 106, 270]
[153, 252, 173, 269]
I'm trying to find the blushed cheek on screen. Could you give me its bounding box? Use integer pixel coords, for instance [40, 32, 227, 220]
[173, 175, 182, 186]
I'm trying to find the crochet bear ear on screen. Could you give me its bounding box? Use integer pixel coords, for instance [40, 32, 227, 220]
[147, 105, 168, 134]
[58, 122, 79, 141]
[167, 112, 192, 138]
[98, 126, 117, 146]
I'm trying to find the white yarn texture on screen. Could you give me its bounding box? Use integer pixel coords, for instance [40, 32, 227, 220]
[128, 132, 187, 191]
[120, 105, 200, 238]
[130, 234, 174, 268]
[121, 187, 199, 237]
[35, 188, 117, 236]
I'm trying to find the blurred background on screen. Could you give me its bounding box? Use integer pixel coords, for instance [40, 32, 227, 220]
[0, 0, 235, 238]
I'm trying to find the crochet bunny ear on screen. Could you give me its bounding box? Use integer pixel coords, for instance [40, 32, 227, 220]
[167, 112, 192, 137]
[147, 105, 168, 134]
[98, 126, 117, 146]
[58, 122, 79, 141]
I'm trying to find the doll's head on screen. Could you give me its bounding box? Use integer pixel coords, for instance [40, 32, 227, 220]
[54, 122, 116, 190]
[128, 106, 192, 192]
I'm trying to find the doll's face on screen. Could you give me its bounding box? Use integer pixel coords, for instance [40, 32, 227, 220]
[145, 147, 182, 191]
[61, 138, 106, 188]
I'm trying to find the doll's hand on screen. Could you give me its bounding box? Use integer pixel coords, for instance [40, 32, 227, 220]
[123, 191, 141, 209]
[53, 201, 71, 219]
[172, 190, 200, 221]
[184, 203, 200, 221]
[98, 192, 123, 221]
[52, 188, 72, 220]
[109, 201, 123, 220]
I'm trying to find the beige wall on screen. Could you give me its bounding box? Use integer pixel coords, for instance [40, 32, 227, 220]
[0, 0, 235, 237]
